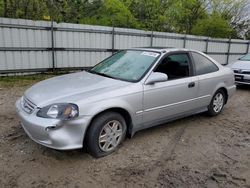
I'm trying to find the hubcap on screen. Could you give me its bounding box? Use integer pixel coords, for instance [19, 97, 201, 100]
[98, 120, 123, 152]
[213, 93, 224, 113]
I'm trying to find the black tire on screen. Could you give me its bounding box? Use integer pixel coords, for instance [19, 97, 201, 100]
[86, 112, 127, 158]
[207, 89, 226, 116]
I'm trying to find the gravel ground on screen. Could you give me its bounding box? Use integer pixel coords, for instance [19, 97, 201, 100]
[0, 81, 249, 188]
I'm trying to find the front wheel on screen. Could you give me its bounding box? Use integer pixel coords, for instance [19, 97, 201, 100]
[207, 90, 226, 116]
[86, 112, 127, 158]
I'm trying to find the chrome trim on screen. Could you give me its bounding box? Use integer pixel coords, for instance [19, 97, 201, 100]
[234, 73, 249, 76]
[233, 69, 250, 75]
[135, 110, 143, 114]
[235, 81, 250, 85]
[21, 96, 37, 114]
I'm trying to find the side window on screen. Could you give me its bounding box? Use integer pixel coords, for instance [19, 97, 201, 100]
[154, 53, 190, 80]
[191, 52, 219, 75]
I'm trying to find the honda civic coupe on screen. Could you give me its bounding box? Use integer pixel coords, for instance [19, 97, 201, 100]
[230, 54, 250, 85]
[16, 48, 236, 158]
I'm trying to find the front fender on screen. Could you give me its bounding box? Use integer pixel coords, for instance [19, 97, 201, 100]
[78, 92, 143, 127]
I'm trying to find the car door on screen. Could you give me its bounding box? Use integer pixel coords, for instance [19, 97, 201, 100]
[190, 52, 221, 107]
[142, 52, 200, 125]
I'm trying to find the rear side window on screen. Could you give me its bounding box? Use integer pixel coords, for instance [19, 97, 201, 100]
[191, 52, 219, 75]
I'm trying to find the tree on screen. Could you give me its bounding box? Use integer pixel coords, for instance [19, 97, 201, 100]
[122, 0, 163, 30]
[192, 13, 233, 38]
[0, 0, 248, 39]
[80, 0, 139, 28]
[1, 0, 49, 20]
[0, 0, 4, 16]
[246, 30, 250, 40]
[47, 0, 88, 23]
[166, 0, 209, 34]
[209, 0, 249, 38]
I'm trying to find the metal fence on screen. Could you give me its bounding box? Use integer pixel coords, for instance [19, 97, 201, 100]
[0, 17, 250, 75]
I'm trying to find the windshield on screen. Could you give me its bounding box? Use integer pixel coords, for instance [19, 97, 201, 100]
[239, 54, 250, 61]
[89, 50, 160, 82]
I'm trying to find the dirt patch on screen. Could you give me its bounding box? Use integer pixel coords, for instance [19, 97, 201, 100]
[0, 83, 250, 188]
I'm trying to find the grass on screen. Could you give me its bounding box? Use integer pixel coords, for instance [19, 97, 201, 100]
[0, 72, 68, 88]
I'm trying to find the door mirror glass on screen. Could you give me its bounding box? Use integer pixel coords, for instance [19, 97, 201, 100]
[145, 72, 168, 85]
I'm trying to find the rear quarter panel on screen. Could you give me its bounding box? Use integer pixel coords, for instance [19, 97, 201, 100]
[197, 66, 235, 107]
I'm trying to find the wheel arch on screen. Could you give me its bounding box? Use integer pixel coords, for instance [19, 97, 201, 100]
[83, 107, 134, 147]
[213, 87, 228, 104]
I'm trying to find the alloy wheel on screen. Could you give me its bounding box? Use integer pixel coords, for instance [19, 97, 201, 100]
[213, 93, 224, 113]
[98, 120, 123, 152]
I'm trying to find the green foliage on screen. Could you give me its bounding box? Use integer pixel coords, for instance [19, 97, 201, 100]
[1, 0, 49, 20]
[209, 0, 249, 39]
[166, 0, 208, 33]
[0, 0, 3, 16]
[80, 0, 139, 28]
[0, 0, 248, 39]
[0, 74, 54, 88]
[246, 30, 250, 40]
[122, 0, 167, 31]
[192, 14, 233, 38]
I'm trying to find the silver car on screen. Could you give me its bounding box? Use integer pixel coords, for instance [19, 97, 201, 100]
[16, 48, 236, 157]
[230, 54, 250, 85]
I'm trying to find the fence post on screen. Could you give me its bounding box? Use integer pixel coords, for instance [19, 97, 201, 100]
[205, 37, 209, 53]
[150, 31, 153, 47]
[226, 38, 231, 65]
[246, 40, 250, 54]
[183, 34, 187, 48]
[51, 19, 55, 71]
[111, 26, 115, 54]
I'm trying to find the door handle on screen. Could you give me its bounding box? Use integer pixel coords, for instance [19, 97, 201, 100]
[188, 82, 195, 88]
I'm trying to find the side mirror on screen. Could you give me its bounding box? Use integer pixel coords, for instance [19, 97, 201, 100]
[145, 72, 168, 85]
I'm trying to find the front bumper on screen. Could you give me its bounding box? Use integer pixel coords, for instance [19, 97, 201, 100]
[16, 98, 92, 150]
[234, 73, 250, 85]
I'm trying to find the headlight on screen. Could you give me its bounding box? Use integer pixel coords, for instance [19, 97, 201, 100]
[37, 103, 79, 120]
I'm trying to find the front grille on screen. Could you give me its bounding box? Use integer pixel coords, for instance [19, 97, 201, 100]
[242, 71, 250, 75]
[21, 97, 36, 114]
[235, 79, 250, 83]
[234, 69, 250, 74]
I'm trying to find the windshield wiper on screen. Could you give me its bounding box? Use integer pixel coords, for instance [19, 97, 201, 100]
[86, 69, 117, 79]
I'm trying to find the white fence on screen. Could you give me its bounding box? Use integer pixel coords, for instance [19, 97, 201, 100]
[0, 17, 250, 74]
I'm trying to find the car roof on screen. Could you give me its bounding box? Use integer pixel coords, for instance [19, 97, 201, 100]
[130, 47, 192, 53]
[129, 47, 221, 65]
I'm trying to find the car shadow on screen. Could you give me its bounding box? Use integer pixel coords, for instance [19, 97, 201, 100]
[40, 146, 89, 160]
[236, 84, 250, 90]
[30, 113, 205, 161]
[129, 112, 207, 139]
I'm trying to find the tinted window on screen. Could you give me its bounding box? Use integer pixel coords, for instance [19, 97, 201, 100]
[191, 52, 219, 75]
[155, 53, 190, 80]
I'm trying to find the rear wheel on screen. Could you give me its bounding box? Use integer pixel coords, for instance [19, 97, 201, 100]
[86, 112, 127, 158]
[207, 90, 226, 116]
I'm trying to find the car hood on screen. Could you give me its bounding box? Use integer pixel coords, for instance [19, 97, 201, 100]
[231, 60, 250, 70]
[25, 71, 130, 107]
